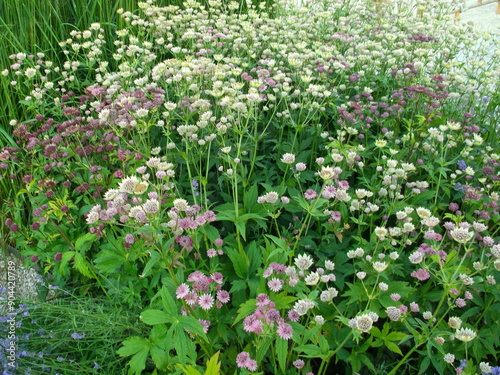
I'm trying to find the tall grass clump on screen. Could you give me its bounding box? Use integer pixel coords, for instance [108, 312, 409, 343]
[1, 291, 141, 374]
[1, 0, 499, 373]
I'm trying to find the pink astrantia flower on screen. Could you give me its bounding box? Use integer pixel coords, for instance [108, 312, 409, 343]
[293, 359, 305, 369]
[176, 283, 190, 299]
[199, 293, 214, 310]
[304, 189, 318, 199]
[267, 278, 284, 292]
[216, 290, 230, 304]
[411, 268, 430, 281]
[276, 322, 293, 340]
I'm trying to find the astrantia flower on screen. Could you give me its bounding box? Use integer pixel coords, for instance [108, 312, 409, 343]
[411, 268, 430, 281]
[216, 290, 230, 304]
[103, 189, 120, 201]
[416, 207, 431, 219]
[281, 153, 295, 164]
[409, 251, 424, 264]
[260, 191, 279, 204]
[304, 272, 320, 285]
[236, 352, 254, 370]
[373, 261, 388, 273]
[176, 283, 190, 299]
[450, 227, 474, 243]
[294, 254, 313, 270]
[386, 306, 401, 321]
[276, 322, 293, 340]
[374, 226, 388, 239]
[118, 176, 139, 193]
[293, 359, 305, 369]
[448, 316, 462, 329]
[267, 278, 283, 292]
[198, 294, 214, 310]
[295, 162, 307, 171]
[142, 199, 159, 214]
[133, 181, 149, 195]
[173, 198, 189, 211]
[304, 189, 318, 199]
[443, 353, 455, 364]
[455, 327, 476, 342]
[356, 314, 374, 332]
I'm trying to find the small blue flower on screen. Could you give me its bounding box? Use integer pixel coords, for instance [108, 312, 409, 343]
[457, 160, 467, 170]
[71, 332, 85, 339]
[453, 182, 464, 192]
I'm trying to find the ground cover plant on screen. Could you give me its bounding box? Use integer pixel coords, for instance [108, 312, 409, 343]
[1, 0, 500, 373]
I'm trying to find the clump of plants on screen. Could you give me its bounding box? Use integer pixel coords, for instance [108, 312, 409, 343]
[1, 0, 499, 373]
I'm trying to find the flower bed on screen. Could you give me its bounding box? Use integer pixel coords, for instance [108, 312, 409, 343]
[1, 0, 499, 374]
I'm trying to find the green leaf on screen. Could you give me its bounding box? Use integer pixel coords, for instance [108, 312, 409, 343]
[141, 250, 162, 278]
[205, 351, 221, 375]
[140, 309, 175, 325]
[276, 338, 288, 374]
[160, 286, 178, 316]
[60, 251, 76, 277]
[73, 252, 94, 279]
[150, 345, 169, 370]
[128, 348, 150, 375]
[233, 299, 256, 326]
[117, 337, 151, 357]
[180, 316, 209, 342]
[199, 225, 220, 243]
[385, 332, 409, 341]
[247, 241, 262, 275]
[226, 247, 249, 279]
[256, 337, 273, 363]
[74, 232, 98, 254]
[293, 344, 324, 358]
[271, 294, 297, 310]
[176, 365, 201, 375]
[94, 248, 125, 274]
[385, 340, 403, 356]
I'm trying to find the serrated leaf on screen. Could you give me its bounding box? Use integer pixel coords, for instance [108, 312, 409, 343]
[293, 344, 324, 359]
[140, 309, 175, 325]
[385, 340, 403, 355]
[177, 365, 201, 375]
[226, 247, 249, 279]
[117, 336, 151, 357]
[247, 242, 262, 275]
[59, 251, 75, 277]
[94, 248, 125, 274]
[141, 249, 162, 278]
[74, 232, 98, 253]
[73, 252, 94, 279]
[276, 338, 288, 374]
[256, 337, 273, 363]
[180, 316, 208, 342]
[205, 351, 221, 375]
[385, 332, 409, 341]
[150, 345, 168, 370]
[160, 286, 178, 316]
[233, 299, 256, 326]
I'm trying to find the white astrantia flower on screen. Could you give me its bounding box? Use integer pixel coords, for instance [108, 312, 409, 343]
[373, 261, 388, 273]
[173, 198, 190, 211]
[294, 254, 313, 271]
[455, 327, 476, 342]
[280, 153, 295, 164]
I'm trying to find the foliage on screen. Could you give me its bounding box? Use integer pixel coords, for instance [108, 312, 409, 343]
[1, 0, 500, 374]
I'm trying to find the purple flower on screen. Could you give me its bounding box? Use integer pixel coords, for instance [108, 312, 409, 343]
[411, 268, 430, 281]
[71, 332, 85, 339]
[457, 160, 467, 170]
[304, 189, 318, 199]
[276, 322, 293, 340]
